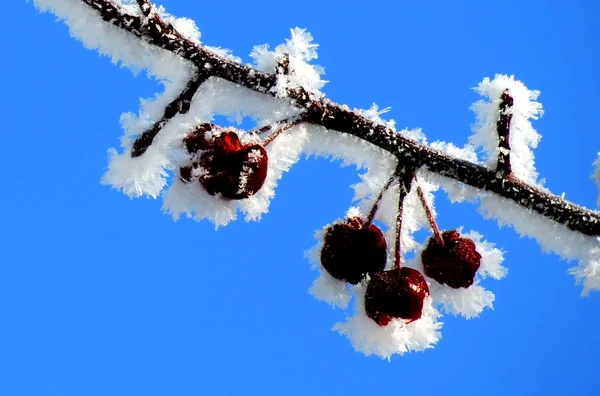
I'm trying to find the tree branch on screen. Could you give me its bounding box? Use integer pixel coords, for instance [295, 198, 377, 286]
[131, 71, 208, 157]
[79, 0, 600, 237]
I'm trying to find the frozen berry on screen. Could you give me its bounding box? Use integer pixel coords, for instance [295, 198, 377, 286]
[421, 230, 481, 289]
[365, 267, 429, 326]
[179, 127, 268, 200]
[183, 123, 215, 153]
[320, 217, 387, 285]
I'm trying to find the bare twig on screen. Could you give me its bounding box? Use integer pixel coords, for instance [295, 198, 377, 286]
[131, 72, 208, 157]
[364, 174, 396, 229]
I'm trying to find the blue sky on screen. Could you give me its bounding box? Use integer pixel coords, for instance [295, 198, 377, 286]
[2, 0, 599, 394]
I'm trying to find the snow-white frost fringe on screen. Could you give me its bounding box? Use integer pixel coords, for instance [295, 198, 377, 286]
[470, 74, 544, 185]
[569, 244, 600, 296]
[478, 192, 600, 295]
[251, 28, 326, 98]
[411, 230, 507, 319]
[32, 0, 198, 198]
[305, 207, 365, 309]
[333, 283, 442, 359]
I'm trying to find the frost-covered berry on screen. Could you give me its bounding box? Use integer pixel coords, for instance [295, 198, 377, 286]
[365, 267, 429, 326]
[320, 217, 387, 285]
[183, 122, 215, 153]
[421, 230, 481, 289]
[180, 126, 268, 200]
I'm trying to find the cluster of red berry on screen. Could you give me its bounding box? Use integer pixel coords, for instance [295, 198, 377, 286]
[320, 178, 482, 326]
[178, 121, 482, 327]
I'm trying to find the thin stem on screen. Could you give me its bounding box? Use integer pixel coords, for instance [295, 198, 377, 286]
[254, 116, 298, 135]
[131, 71, 208, 157]
[496, 89, 514, 176]
[363, 174, 395, 229]
[394, 188, 404, 277]
[415, 176, 444, 247]
[394, 167, 416, 276]
[262, 118, 305, 146]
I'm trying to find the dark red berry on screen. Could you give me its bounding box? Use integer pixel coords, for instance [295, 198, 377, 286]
[365, 267, 429, 326]
[320, 217, 387, 285]
[421, 230, 481, 289]
[183, 123, 215, 153]
[179, 126, 269, 200]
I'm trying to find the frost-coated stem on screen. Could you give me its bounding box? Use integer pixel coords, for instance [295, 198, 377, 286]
[496, 90, 514, 176]
[415, 180, 444, 247]
[394, 168, 415, 276]
[364, 174, 396, 229]
[131, 72, 207, 157]
[76, 0, 600, 237]
[262, 118, 305, 146]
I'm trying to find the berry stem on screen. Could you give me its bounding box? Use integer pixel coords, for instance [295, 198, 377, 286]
[261, 117, 305, 146]
[363, 174, 395, 230]
[415, 176, 444, 247]
[394, 167, 416, 276]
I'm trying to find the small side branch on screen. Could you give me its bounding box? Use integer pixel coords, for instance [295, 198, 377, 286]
[415, 177, 444, 247]
[496, 90, 514, 176]
[129, 0, 211, 157]
[131, 72, 208, 157]
[364, 174, 396, 229]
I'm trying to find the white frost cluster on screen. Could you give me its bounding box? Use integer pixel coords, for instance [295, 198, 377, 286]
[251, 28, 326, 98]
[333, 284, 442, 360]
[470, 74, 544, 185]
[478, 192, 600, 296]
[33, 0, 196, 81]
[304, 212, 356, 310]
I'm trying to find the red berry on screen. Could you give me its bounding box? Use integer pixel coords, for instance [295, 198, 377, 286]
[179, 126, 269, 200]
[365, 267, 429, 326]
[421, 230, 481, 289]
[320, 217, 387, 285]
